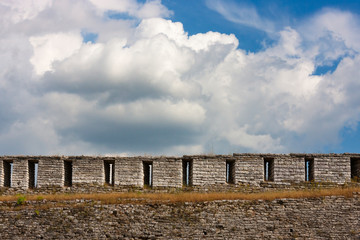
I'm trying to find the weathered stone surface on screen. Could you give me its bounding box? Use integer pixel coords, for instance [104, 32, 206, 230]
[37, 156, 63, 188]
[0, 153, 359, 193]
[153, 157, 182, 188]
[0, 195, 359, 239]
[116, 157, 143, 187]
[72, 157, 103, 184]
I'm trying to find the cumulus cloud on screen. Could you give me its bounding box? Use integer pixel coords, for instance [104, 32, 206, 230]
[30, 32, 83, 75]
[0, 0, 360, 155]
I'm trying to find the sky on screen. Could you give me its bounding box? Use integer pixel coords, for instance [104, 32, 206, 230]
[1, 0, 360, 156]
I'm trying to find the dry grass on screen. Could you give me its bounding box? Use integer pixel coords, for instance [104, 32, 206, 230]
[0, 187, 359, 204]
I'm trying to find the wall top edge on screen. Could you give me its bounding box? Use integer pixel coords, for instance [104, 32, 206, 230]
[1, 153, 360, 159]
[233, 153, 360, 157]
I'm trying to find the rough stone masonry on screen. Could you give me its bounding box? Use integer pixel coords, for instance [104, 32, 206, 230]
[0, 153, 360, 239]
[0, 153, 359, 192]
[0, 194, 359, 239]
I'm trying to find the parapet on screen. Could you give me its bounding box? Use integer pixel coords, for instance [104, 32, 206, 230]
[0, 153, 360, 191]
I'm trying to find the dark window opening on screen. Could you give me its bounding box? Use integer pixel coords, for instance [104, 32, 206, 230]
[64, 161, 73, 187]
[305, 158, 314, 182]
[28, 161, 39, 189]
[104, 160, 115, 186]
[226, 160, 235, 184]
[143, 162, 153, 187]
[3, 161, 13, 187]
[264, 158, 274, 181]
[351, 158, 360, 182]
[182, 160, 193, 186]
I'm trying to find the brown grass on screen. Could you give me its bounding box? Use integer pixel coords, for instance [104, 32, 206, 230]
[0, 187, 359, 204]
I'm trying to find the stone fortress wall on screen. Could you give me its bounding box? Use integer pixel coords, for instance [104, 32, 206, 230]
[1, 153, 360, 190]
[1, 194, 360, 239]
[1, 153, 360, 239]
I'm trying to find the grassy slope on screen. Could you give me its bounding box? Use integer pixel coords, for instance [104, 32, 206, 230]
[1, 187, 359, 205]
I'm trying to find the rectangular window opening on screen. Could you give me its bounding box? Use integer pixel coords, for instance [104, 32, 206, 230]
[182, 160, 193, 186]
[104, 160, 115, 186]
[226, 160, 235, 184]
[264, 158, 274, 182]
[64, 161, 73, 187]
[305, 158, 314, 182]
[3, 161, 13, 187]
[351, 158, 360, 182]
[28, 161, 39, 189]
[143, 161, 153, 187]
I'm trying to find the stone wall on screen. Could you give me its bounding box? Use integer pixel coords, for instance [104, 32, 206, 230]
[37, 157, 63, 188]
[313, 155, 351, 182]
[153, 157, 182, 188]
[116, 157, 143, 186]
[0, 194, 359, 239]
[189, 155, 230, 186]
[0, 153, 359, 192]
[235, 154, 264, 185]
[72, 157, 104, 184]
[274, 155, 304, 183]
[11, 158, 28, 189]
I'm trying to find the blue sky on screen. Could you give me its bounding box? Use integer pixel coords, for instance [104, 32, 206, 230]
[164, 0, 360, 51]
[1, 0, 360, 155]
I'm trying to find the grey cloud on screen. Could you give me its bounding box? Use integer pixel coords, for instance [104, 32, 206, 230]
[40, 67, 183, 104]
[59, 118, 202, 153]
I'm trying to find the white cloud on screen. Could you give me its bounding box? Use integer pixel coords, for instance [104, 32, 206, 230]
[205, 0, 274, 32]
[303, 9, 360, 52]
[136, 0, 172, 19]
[0, 0, 52, 26]
[89, 0, 172, 18]
[1, 1, 360, 155]
[88, 0, 137, 13]
[223, 126, 284, 152]
[30, 32, 83, 75]
[165, 144, 204, 156]
[298, 9, 360, 68]
[135, 18, 239, 52]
